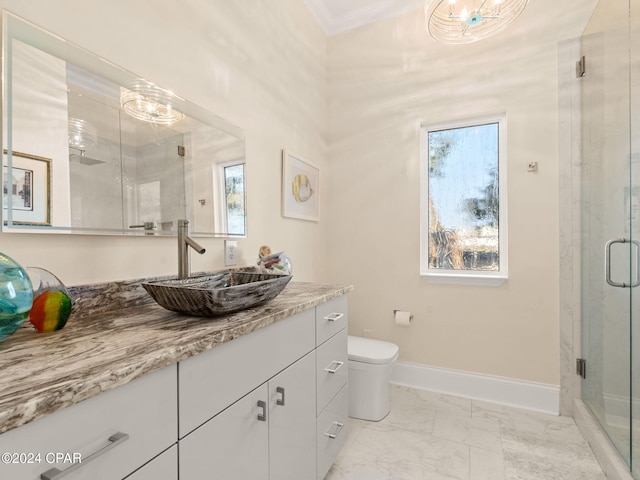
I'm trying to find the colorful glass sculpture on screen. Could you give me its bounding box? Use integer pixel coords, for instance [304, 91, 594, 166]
[27, 268, 73, 333]
[0, 253, 33, 342]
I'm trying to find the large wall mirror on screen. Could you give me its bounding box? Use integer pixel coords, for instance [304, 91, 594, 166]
[1, 12, 246, 237]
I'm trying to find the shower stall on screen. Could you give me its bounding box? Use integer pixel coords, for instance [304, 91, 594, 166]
[578, 0, 640, 477]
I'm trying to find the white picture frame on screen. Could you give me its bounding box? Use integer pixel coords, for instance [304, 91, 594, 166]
[282, 150, 319, 222]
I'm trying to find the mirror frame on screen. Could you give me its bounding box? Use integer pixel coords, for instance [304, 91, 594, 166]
[1, 11, 247, 238]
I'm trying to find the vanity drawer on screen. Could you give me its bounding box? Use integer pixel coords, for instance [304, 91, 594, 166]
[179, 308, 315, 437]
[316, 296, 348, 346]
[0, 365, 177, 480]
[127, 445, 178, 480]
[316, 385, 348, 480]
[316, 328, 348, 414]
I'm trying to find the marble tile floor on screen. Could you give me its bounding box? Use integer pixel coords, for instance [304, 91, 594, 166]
[325, 385, 606, 480]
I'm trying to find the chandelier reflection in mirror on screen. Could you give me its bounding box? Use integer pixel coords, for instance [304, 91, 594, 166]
[120, 79, 185, 125]
[68, 118, 97, 150]
[426, 0, 528, 44]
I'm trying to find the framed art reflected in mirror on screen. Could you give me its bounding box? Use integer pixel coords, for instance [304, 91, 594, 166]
[3, 151, 51, 226]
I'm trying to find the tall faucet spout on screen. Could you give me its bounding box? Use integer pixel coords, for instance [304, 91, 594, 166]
[178, 219, 206, 278]
[185, 236, 206, 254]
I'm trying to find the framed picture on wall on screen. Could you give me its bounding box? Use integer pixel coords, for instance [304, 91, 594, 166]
[282, 150, 319, 222]
[2, 150, 51, 226]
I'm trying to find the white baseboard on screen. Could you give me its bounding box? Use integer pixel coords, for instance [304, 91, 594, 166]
[390, 361, 560, 415]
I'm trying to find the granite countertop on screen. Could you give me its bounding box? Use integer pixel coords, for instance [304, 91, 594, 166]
[0, 278, 352, 435]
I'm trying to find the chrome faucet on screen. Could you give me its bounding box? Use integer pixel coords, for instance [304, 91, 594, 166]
[177, 219, 206, 278]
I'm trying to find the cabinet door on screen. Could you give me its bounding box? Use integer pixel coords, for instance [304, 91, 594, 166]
[269, 351, 317, 480]
[179, 384, 269, 480]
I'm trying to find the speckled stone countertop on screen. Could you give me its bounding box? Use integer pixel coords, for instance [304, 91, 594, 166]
[0, 276, 352, 435]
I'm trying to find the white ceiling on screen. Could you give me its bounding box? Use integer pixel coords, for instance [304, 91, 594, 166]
[304, 0, 601, 37]
[303, 0, 424, 35]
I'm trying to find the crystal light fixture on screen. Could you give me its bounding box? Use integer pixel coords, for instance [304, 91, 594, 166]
[426, 0, 528, 44]
[120, 79, 184, 125]
[68, 118, 97, 150]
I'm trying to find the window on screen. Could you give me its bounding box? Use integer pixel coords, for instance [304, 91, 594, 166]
[420, 115, 507, 285]
[215, 161, 245, 236]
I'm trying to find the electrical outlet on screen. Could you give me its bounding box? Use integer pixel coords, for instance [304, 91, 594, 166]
[224, 240, 237, 266]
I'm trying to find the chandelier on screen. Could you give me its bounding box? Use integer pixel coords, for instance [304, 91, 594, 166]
[120, 79, 184, 125]
[426, 0, 529, 44]
[68, 118, 97, 150]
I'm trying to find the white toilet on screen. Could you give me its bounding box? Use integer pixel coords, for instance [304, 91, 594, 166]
[347, 335, 399, 421]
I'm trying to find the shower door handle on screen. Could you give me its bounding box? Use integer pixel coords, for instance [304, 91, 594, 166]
[605, 238, 640, 288]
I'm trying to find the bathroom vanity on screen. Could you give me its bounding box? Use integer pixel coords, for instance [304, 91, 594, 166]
[0, 278, 351, 480]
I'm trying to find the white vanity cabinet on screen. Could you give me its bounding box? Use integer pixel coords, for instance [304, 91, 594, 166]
[0, 365, 177, 480]
[0, 290, 349, 480]
[178, 309, 317, 480]
[179, 294, 349, 480]
[177, 309, 316, 438]
[180, 351, 317, 480]
[315, 296, 349, 480]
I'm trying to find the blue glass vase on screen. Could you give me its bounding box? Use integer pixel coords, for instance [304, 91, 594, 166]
[0, 253, 33, 343]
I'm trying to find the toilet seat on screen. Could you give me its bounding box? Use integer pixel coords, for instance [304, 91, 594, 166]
[348, 335, 399, 365]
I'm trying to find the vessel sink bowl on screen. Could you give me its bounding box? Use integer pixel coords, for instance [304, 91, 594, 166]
[142, 271, 292, 316]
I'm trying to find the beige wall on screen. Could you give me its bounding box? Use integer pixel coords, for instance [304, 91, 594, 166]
[0, 0, 604, 388]
[0, 0, 328, 285]
[325, 1, 597, 385]
[584, 0, 634, 34]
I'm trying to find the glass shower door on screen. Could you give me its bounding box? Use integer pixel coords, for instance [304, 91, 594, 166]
[581, 21, 633, 468]
[631, 2, 640, 475]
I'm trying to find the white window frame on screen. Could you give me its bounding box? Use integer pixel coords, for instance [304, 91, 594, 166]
[213, 159, 246, 237]
[419, 114, 508, 286]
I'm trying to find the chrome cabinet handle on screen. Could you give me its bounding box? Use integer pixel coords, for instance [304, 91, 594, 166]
[257, 400, 267, 421]
[324, 360, 344, 374]
[40, 432, 129, 480]
[324, 313, 344, 322]
[605, 238, 640, 288]
[324, 421, 345, 439]
[276, 386, 285, 406]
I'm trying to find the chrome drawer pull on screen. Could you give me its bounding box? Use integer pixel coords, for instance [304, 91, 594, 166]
[40, 432, 129, 480]
[324, 360, 344, 374]
[324, 312, 344, 322]
[324, 421, 345, 439]
[257, 400, 267, 421]
[276, 386, 285, 406]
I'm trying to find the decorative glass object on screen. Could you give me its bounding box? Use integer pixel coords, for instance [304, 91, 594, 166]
[27, 267, 73, 333]
[0, 253, 33, 342]
[256, 245, 292, 275]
